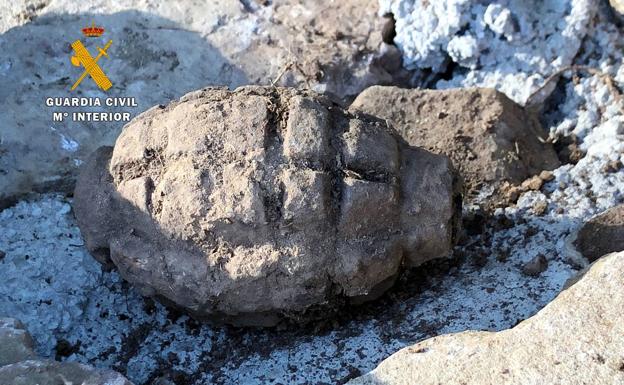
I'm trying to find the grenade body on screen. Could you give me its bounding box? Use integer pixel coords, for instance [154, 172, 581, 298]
[74, 86, 460, 326]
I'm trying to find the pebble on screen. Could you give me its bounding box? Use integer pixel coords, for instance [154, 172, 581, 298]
[522, 176, 543, 191]
[522, 254, 549, 277]
[532, 201, 549, 216]
[539, 170, 555, 182]
[58, 204, 71, 215]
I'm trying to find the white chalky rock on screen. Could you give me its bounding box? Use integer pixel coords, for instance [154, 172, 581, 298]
[483, 4, 516, 40]
[380, 0, 597, 104]
[447, 34, 479, 69]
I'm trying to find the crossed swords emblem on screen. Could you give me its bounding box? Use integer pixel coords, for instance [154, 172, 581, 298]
[70, 39, 113, 91]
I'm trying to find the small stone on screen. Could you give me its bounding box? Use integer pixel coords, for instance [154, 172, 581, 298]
[502, 183, 521, 203]
[538, 170, 554, 182]
[0, 250, 5, 261]
[381, 14, 396, 45]
[58, 203, 71, 215]
[521, 176, 543, 191]
[554, 135, 584, 164]
[575, 204, 624, 262]
[495, 249, 510, 262]
[522, 254, 548, 277]
[559, 143, 584, 164]
[567, 144, 584, 164]
[533, 201, 548, 216]
[484, 4, 516, 38]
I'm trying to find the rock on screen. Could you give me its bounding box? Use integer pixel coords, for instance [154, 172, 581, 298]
[554, 135, 585, 164]
[0, 360, 133, 385]
[601, 159, 623, 173]
[74, 86, 461, 326]
[575, 204, 624, 262]
[0, 0, 397, 208]
[350, 86, 560, 199]
[381, 13, 396, 44]
[538, 170, 555, 182]
[0, 318, 36, 366]
[348, 251, 624, 385]
[521, 254, 548, 277]
[376, 43, 403, 73]
[610, 0, 624, 15]
[521, 176, 543, 191]
[532, 201, 549, 216]
[501, 183, 521, 203]
[379, 0, 596, 105]
[0, 317, 132, 385]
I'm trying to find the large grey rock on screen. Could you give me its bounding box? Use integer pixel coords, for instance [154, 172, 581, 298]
[74, 86, 461, 326]
[348, 251, 624, 385]
[0, 0, 395, 208]
[575, 204, 624, 262]
[350, 86, 560, 199]
[0, 317, 132, 385]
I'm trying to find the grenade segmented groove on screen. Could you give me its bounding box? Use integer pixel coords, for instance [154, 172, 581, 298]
[74, 86, 460, 326]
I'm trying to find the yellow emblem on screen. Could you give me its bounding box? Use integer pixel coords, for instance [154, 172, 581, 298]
[70, 39, 113, 91]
